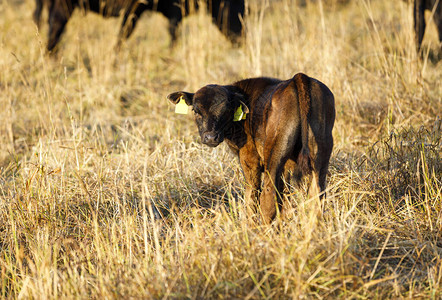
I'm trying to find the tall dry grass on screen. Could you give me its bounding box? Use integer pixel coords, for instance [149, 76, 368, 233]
[0, 0, 441, 298]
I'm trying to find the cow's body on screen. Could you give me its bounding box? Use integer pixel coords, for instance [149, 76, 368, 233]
[168, 73, 335, 223]
[34, 0, 244, 51]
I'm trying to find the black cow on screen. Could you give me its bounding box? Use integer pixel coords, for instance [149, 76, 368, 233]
[33, 0, 244, 52]
[414, 0, 442, 51]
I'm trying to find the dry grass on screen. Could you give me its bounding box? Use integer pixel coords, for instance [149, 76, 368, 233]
[0, 0, 441, 298]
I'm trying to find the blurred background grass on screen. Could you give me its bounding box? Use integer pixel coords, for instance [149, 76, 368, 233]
[0, 0, 441, 298]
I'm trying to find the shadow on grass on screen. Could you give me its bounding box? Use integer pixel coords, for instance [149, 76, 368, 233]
[147, 181, 244, 220]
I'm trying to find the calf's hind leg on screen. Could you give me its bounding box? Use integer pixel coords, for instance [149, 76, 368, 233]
[312, 138, 333, 199]
[260, 166, 285, 224]
[260, 129, 298, 224]
[306, 138, 333, 217]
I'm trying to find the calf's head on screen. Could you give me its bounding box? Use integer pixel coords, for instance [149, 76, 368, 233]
[168, 85, 249, 147]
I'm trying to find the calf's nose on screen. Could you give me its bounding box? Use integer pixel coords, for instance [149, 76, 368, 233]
[202, 132, 218, 145]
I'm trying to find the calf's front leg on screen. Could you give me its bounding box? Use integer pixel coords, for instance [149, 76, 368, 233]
[239, 153, 263, 219]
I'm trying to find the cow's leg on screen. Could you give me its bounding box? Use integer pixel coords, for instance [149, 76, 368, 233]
[435, 4, 442, 47]
[209, 0, 243, 43]
[168, 18, 179, 44]
[48, 0, 73, 52]
[239, 152, 263, 219]
[117, 3, 147, 46]
[414, 0, 426, 52]
[33, 0, 44, 28]
[161, 5, 182, 44]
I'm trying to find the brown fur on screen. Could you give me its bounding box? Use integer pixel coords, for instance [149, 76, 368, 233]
[168, 73, 335, 224]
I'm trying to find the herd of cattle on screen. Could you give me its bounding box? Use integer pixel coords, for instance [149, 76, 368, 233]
[31, 0, 441, 53]
[25, 0, 440, 223]
[33, 0, 245, 51]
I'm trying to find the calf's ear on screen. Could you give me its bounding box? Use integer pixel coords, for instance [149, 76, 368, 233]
[233, 92, 249, 114]
[167, 91, 194, 106]
[239, 99, 249, 114]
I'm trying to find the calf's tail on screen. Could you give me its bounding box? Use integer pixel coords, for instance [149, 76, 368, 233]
[294, 73, 312, 175]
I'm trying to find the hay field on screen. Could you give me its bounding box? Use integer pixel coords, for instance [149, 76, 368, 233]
[0, 0, 441, 298]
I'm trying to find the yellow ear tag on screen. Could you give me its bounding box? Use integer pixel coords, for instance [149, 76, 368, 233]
[233, 105, 247, 121]
[175, 96, 189, 114]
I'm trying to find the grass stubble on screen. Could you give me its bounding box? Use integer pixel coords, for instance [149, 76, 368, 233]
[0, 0, 441, 298]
